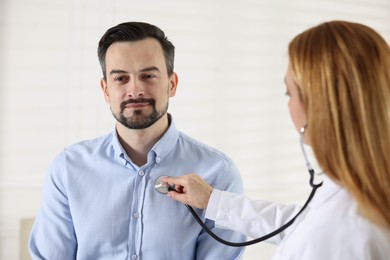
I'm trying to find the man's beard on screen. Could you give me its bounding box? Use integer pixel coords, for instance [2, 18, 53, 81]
[111, 98, 168, 130]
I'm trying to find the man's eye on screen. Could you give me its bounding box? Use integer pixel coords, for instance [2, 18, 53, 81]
[142, 74, 157, 79]
[115, 76, 129, 82]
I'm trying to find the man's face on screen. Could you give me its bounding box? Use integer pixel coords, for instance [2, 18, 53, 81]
[101, 38, 177, 129]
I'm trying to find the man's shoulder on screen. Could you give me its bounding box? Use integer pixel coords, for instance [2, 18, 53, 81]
[62, 132, 113, 155]
[177, 131, 231, 161]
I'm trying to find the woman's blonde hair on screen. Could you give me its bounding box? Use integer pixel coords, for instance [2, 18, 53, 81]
[288, 21, 390, 229]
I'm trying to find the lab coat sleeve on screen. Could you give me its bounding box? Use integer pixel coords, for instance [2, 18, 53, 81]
[206, 189, 301, 245]
[29, 152, 77, 259]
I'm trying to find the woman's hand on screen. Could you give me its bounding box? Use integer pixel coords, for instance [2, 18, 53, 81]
[163, 174, 213, 209]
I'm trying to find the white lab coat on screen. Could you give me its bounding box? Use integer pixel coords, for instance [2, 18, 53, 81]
[206, 175, 390, 259]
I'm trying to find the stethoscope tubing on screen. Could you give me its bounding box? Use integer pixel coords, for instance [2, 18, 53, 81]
[158, 125, 323, 247]
[182, 169, 322, 247]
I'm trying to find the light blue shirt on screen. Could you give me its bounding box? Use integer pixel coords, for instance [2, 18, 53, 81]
[29, 116, 245, 259]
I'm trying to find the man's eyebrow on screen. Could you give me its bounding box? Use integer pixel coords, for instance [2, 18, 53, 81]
[109, 67, 160, 75]
[140, 66, 160, 73]
[109, 69, 128, 75]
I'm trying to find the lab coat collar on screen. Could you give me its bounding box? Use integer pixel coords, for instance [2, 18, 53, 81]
[308, 175, 344, 209]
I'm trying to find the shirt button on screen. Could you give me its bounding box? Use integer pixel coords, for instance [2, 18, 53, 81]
[133, 212, 140, 218]
[138, 170, 144, 176]
[131, 255, 137, 259]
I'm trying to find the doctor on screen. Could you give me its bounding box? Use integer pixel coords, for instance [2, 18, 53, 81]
[164, 20, 390, 259]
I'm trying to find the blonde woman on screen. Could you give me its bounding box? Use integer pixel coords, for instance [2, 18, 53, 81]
[164, 21, 390, 259]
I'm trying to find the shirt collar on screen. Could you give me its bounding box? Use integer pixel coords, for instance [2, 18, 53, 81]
[111, 127, 131, 166]
[150, 114, 180, 164]
[110, 113, 180, 166]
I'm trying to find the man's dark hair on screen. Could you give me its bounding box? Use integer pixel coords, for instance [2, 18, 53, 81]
[98, 22, 175, 79]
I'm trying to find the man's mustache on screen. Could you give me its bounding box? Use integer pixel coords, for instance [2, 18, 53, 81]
[120, 98, 155, 111]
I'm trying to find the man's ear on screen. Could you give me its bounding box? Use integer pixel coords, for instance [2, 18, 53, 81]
[168, 72, 178, 97]
[100, 78, 110, 103]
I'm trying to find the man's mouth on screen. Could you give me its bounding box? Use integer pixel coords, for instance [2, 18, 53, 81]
[121, 99, 155, 111]
[124, 103, 149, 109]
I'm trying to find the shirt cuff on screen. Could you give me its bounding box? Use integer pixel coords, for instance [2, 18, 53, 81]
[205, 189, 223, 221]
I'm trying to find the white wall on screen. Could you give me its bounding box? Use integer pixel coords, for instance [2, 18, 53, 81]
[0, 0, 389, 259]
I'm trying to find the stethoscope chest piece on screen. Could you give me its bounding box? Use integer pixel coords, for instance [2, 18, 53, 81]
[154, 176, 172, 194]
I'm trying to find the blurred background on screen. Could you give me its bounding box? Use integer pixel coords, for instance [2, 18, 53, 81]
[0, 0, 389, 259]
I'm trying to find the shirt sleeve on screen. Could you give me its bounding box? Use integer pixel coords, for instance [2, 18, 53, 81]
[29, 152, 77, 259]
[206, 189, 302, 245]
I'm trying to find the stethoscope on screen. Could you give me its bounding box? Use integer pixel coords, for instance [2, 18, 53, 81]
[154, 126, 323, 247]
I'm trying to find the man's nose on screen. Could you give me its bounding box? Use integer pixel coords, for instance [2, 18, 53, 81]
[126, 79, 145, 98]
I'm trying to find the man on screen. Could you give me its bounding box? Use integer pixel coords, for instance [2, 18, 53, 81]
[29, 22, 245, 259]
